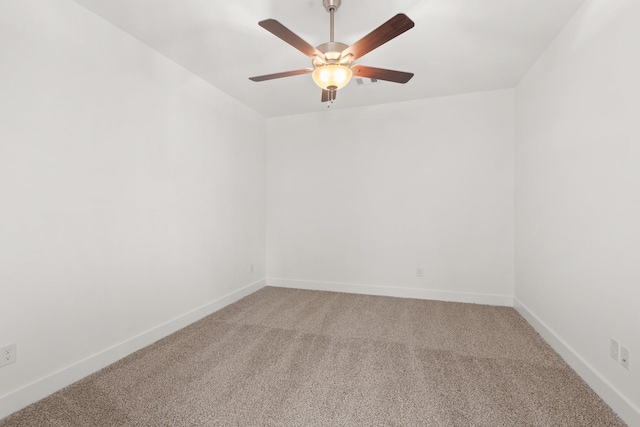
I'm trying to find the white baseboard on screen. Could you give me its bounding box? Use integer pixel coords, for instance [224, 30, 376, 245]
[0, 279, 265, 421]
[514, 298, 640, 427]
[267, 278, 513, 307]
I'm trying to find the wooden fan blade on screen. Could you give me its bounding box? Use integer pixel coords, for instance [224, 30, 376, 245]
[259, 19, 323, 58]
[352, 65, 414, 83]
[341, 14, 414, 60]
[249, 68, 313, 82]
[321, 89, 337, 102]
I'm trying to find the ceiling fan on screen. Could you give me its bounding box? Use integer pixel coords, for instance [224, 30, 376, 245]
[249, 0, 415, 103]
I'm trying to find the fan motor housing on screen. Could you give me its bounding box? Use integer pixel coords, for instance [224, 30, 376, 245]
[317, 41, 349, 61]
[316, 42, 348, 56]
[313, 42, 351, 67]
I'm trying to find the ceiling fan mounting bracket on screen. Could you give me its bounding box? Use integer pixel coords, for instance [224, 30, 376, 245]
[322, 0, 341, 13]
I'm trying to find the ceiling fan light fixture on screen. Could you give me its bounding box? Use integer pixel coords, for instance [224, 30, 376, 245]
[249, 3, 415, 103]
[312, 64, 353, 90]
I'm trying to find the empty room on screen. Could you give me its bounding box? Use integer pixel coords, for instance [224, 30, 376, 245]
[1, 0, 638, 425]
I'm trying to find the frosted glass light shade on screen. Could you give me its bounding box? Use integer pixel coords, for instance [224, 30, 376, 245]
[312, 64, 353, 90]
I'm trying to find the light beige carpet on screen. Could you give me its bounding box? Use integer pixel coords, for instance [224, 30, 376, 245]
[0, 287, 626, 426]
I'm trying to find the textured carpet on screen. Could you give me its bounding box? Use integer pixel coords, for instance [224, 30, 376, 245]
[0, 287, 626, 426]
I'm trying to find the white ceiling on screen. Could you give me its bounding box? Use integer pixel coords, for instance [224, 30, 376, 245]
[72, 0, 585, 118]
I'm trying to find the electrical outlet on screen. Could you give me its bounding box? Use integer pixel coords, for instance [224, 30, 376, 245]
[610, 338, 620, 362]
[417, 267, 424, 277]
[0, 343, 17, 368]
[250, 264, 254, 273]
[621, 346, 630, 370]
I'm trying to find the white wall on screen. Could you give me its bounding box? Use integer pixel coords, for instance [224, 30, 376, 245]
[0, 0, 266, 419]
[515, 0, 640, 424]
[267, 90, 515, 305]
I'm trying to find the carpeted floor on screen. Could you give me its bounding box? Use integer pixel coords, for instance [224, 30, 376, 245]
[0, 287, 626, 426]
